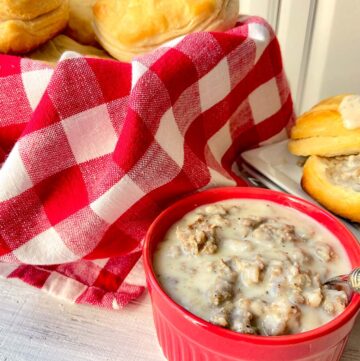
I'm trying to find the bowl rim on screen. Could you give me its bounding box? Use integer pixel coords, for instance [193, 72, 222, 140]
[143, 187, 360, 345]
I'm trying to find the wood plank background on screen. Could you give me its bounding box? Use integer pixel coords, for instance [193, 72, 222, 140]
[0, 275, 358, 360]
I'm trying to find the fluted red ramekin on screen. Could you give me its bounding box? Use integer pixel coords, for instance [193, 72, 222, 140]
[143, 187, 360, 361]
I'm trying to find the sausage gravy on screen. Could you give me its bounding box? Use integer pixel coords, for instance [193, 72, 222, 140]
[154, 199, 351, 336]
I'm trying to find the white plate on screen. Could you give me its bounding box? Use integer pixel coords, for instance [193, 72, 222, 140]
[241, 140, 360, 240]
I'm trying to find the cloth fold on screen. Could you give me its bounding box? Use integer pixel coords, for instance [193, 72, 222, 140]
[0, 16, 293, 308]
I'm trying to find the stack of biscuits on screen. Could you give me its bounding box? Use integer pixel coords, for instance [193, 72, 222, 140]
[288, 94, 360, 223]
[0, 0, 240, 63]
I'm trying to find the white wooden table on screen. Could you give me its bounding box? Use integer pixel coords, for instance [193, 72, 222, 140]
[0, 272, 359, 361]
[0, 263, 165, 361]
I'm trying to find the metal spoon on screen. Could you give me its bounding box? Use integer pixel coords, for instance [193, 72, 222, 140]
[324, 267, 360, 295]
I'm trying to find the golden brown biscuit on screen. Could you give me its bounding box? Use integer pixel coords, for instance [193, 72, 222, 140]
[0, 1, 69, 54]
[93, 0, 239, 62]
[288, 135, 360, 157]
[28, 34, 111, 65]
[289, 94, 360, 156]
[65, 0, 96, 45]
[0, 0, 63, 20]
[290, 94, 360, 139]
[302, 155, 360, 223]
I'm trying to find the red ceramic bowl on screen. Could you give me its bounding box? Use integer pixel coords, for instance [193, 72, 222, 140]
[143, 187, 360, 361]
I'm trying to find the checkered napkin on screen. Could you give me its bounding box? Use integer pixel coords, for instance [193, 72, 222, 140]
[0, 16, 293, 308]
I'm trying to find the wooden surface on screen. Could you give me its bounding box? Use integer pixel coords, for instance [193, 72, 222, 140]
[0, 263, 165, 361]
[0, 272, 359, 361]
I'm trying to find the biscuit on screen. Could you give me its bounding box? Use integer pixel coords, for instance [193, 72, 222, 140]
[288, 135, 360, 157]
[0, 1, 69, 54]
[65, 0, 96, 45]
[0, 0, 63, 20]
[302, 155, 360, 223]
[93, 0, 239, 62]
[289, 94, 360, 156]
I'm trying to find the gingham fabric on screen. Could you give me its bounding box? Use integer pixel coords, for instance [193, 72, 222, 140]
[0, 16, 293, 308]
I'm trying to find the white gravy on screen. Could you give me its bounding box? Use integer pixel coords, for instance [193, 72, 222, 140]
[154, 199, 351, 336]
[325, 154, 360, 192]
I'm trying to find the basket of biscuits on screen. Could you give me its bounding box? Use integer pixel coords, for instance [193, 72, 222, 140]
[0, 0, 240, 62]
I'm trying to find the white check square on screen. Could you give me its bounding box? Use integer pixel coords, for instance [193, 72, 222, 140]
[248, 22, 271, 63]
[62, 104, 118, 163]
[199, 58, 231, 112]
[248, 78, 281, 124]
[155, 108, 184, 167]
[90, 175, 145, 224]
[43, 272, 87, 301]
[13, 228, 78, 264]
[21, 69, 53, 110]
[0, 143, 33, 202]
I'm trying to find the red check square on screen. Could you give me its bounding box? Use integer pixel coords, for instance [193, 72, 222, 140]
[34, 165, 88, 225]
[0, 188, 51, 250]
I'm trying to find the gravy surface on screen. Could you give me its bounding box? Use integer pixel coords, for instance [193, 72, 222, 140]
[154, 199, 350, 336]
[325, 154, 360, 192]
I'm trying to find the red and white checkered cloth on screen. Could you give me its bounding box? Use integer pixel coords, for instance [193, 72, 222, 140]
[0, 16, 293, 308]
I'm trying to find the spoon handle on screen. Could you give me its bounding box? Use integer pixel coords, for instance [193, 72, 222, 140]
[324, 267, 360, 294]
[350, 268, 360, 293]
